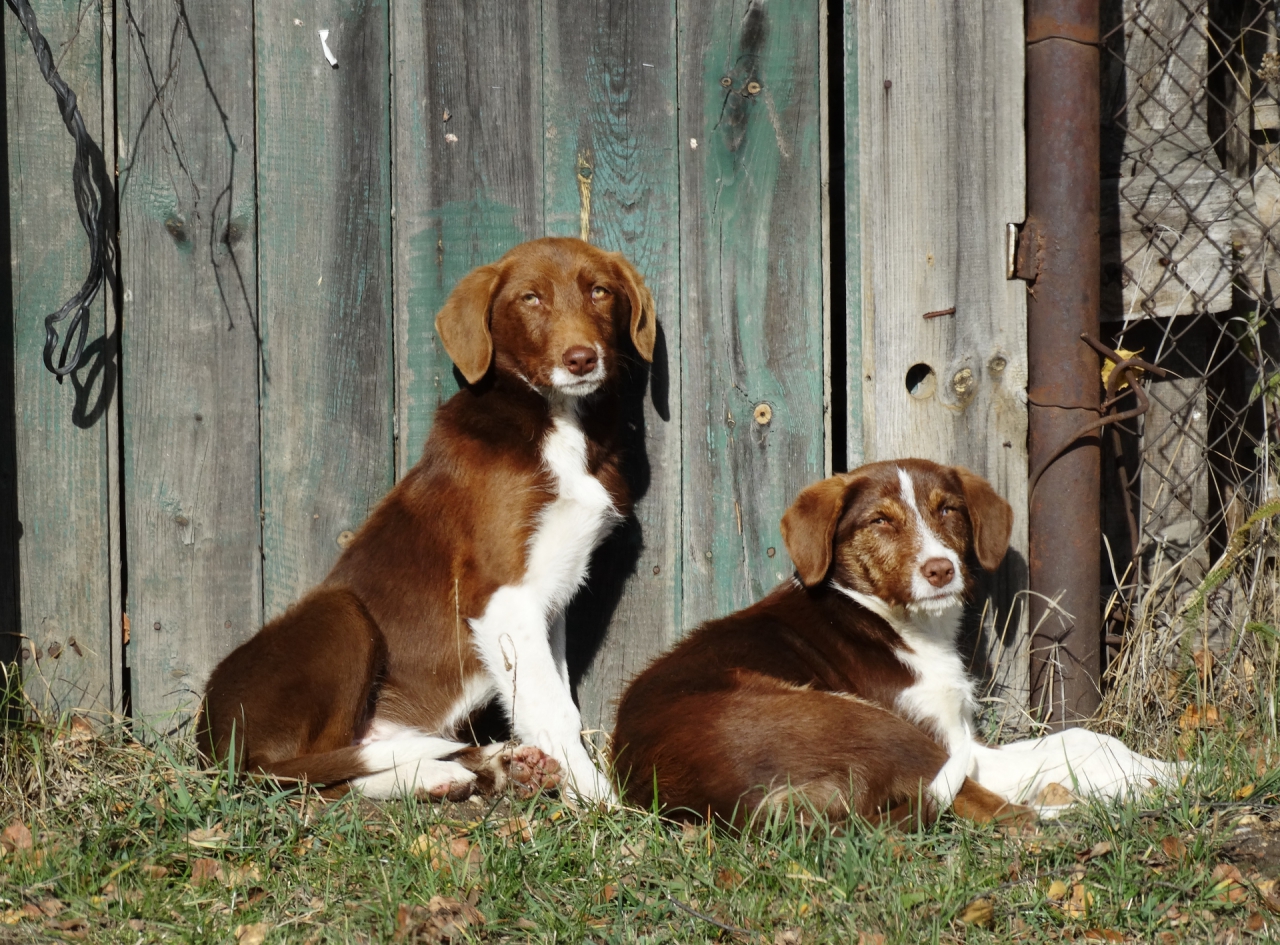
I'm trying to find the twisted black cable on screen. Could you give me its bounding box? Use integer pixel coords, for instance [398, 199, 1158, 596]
[5, 0, 108, 378]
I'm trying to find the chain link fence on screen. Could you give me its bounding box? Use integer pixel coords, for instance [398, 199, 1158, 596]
[1098, 0, 1280, 728]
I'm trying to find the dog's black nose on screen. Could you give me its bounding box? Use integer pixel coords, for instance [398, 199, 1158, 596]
[563, 346, 598, 377]
[921, 558, 955, 588]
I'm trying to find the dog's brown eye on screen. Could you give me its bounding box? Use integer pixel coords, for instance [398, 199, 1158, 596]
[591, 286, 611, 301]
[523, 292, 540, 305]
[870, 516, 890, 526]
[940, 506, 958, 517]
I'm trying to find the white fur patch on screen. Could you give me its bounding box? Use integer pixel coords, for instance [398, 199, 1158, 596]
[896, 467, 963, 608]
[969, 729, 1184, 813]
[468, 397, 619, 802]
[351, 729, 474, 799]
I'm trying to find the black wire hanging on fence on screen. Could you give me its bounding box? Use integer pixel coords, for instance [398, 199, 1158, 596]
[5, 0, 109, 379]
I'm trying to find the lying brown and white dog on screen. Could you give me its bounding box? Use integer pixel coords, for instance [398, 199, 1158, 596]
[198, 237, 655, 803]
[612, 459, 1178, 825]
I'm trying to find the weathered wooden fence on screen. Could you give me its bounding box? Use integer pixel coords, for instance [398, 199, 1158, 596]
[1, 0, 1028, 733]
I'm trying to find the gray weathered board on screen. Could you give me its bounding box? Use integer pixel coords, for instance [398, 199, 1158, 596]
[850, 0, 1030, 713]
[4, 0, 118, 717]
[6, 0, 1035, 730]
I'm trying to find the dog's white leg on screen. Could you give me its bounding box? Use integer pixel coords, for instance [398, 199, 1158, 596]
[969, 729, 1183, 810]
[351, 731, 476, 800]
[471, 587, 613, 803]
[925, 719, 973, 809]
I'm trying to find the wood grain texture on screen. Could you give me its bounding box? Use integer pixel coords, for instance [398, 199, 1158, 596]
[117, 0, 262, 729]
[856, 0, 1029, 707]
[256, 0, 394, 619]
[678, 0, 827, 629]
[543, 0, 680, 729]
[391, 0, 543, 475]
[5, 0, 115, 714]
[841, 0, 864, 469]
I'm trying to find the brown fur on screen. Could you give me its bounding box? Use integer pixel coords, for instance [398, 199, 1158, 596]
[199, 238, 654, 790]
[612, 459, 1032, 828]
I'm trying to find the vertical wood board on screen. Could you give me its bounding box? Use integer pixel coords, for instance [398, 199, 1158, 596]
[542, 0, 681, 728]
[678, 0, 827, 629]
[856, 0, 1029, 706]
[5, 0, 114, 715]
[117, 0, 262, 729]
[256, 0, 394, 618]
[392, 0, 544, 476]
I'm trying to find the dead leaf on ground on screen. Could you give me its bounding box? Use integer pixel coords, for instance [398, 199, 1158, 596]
[1246, 911, 1266, 931]
[495, 816, 532, 842]
[1047, 879, 1069, 901]
[957, 898, 994, 928]
[2, 821, 33, 853]
[1256, 878, 1280, 913]
[856, 933, 886, 945]
[594, 884, 617, 904]
[394, 896, 485, 943]
[185, 825, 229, 848]
[1058, 883, 1093, 917]
[774, 930, 802, 945]
[223, 862, 263, 887]
[514, 917, 536, 930]
[716, 867, 744, 889]
[1210, 862, 1249, 903]
[1162, 836, 1188, 861]
[1082, 930, 1126, 942]
[141, 863, 168, 880]
[235, 921, 271, 945]
[1036, 783, 1076, 806]
[126, 919, 145, 932]
[190, 858, 224, 885]
[1078, 840, 1113, 863]
[1179, 703, 1222, 731]
[48, 915, 88, 939]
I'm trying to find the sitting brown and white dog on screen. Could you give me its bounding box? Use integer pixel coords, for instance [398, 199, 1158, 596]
[612, 459, 1178, 826]
[198, 237, 655, 803]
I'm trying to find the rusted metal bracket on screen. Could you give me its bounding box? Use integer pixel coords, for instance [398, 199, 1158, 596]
[1012, 218, 1045, 283]
[1027, 334, 1168, 497]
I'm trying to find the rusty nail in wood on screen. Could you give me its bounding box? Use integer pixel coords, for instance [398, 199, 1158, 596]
[923, 306, 956, 319]
[746, 81, 761, 95]
[883, 79, 892, 90]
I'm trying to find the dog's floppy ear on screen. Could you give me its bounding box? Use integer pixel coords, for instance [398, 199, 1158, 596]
[435, 265, 500, 384]
[610, 253, 656, 362]
[955, 467, 1013, 572]
[781, 474, 863, 587]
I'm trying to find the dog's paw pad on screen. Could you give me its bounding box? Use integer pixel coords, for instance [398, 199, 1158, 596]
[503, 746, 562, 798]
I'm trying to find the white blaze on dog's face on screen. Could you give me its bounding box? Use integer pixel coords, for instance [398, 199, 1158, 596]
[781, 459, 1013, 612]
[433, 237, 656, 392]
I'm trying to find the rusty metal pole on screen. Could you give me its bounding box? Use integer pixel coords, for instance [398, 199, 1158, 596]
[1025, 0, 1102, 726]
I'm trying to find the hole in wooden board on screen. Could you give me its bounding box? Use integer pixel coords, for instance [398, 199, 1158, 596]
[905, 363, 936, 399]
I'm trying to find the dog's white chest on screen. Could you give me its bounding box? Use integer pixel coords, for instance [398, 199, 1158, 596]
[522, 409, 618, 611]
[892, 613, 975, 754]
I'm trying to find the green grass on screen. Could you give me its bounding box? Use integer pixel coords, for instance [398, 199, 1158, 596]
[1, 718, 1280, 944]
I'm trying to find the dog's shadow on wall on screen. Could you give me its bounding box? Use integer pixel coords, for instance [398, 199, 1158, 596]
[961, 546, 1030, 717]
[565, 322, 670, 696]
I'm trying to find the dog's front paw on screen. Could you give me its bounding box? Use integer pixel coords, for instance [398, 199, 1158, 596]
[504, 745, 562, 798]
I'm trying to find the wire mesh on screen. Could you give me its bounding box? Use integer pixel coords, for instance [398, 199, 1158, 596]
[1098, 0, 1280, 728]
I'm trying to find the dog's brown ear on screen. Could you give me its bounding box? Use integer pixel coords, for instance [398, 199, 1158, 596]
[955, 467, 1013, 572]
[781, 474, 863, 587]
[611, 253, 656, 362]
[435, 265, 500, 384]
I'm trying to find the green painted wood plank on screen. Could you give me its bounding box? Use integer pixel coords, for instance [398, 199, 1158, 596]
[678, 0, 827, 627]
[4, 0, 115, 715]
[543, 0, 681, 729]
[391, 0, 543, 476]
[841, 0, 864, 469]
[117, 0, 262, 730]
[257, 0, 394, 617]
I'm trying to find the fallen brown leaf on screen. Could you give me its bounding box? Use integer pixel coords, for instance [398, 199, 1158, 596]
[774, 930, 802, 945]
[1257, 878, 1280, 913]
[1079, 840, 1113, 862]
[856, 933, 886, 945]
[141, 864, 168, 880]
[1062, 883, 1093, 917]
[1161, 836, 1188, 861]
[514, 917, 537, 930]
[1211, 863, 1249, 903]
[1082, 930, 1126, 942]
[1246, 911, 1266, 931]
[1047, 879, 1069, 901]
[495, 816, 532, 843]
[716, 867, 744, 889]
[394, 896, 485, 943]
[1179, 703, 1222, 731]
[1036, 783, 1076, 806]
[235, 921, 270, 945]
[190, 858, 224, 886]
[958, 897, 994, 928]
[185, 825, 229, 848]
[1, 821, 33, 853]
